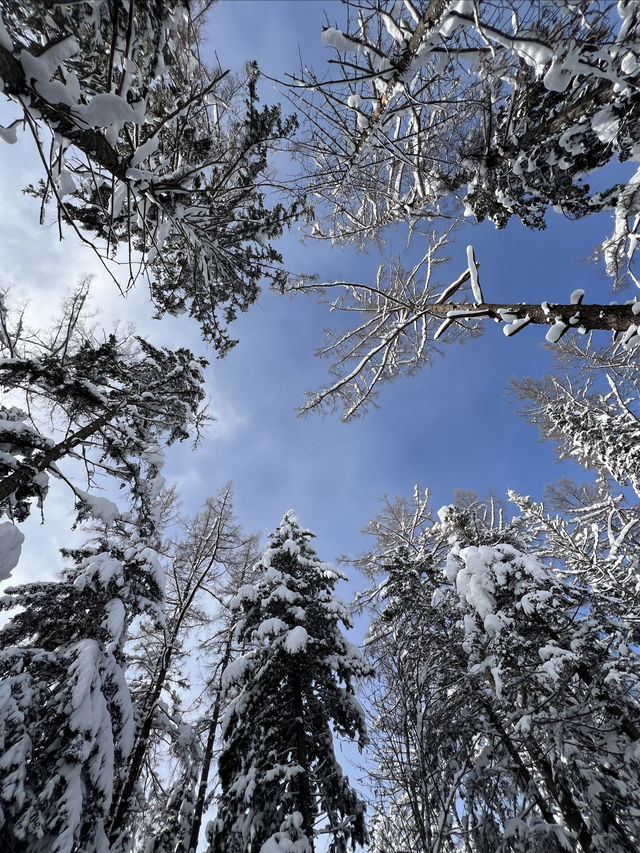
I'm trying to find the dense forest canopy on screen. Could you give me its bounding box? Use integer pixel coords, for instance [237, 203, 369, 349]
[0, 2, 639, 852]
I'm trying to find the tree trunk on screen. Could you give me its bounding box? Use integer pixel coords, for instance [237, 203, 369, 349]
[292, 669, 314, 851]
[523, 736, 596, 853]
[0, 409, 115, 505]
[481, 703, 559, 830]
[187, 638, 233, 853]
[432, 300, 640, 335]
[481, 698, 596, 852]
[108, 628, 179, 843]
[0, 45, 126, 180]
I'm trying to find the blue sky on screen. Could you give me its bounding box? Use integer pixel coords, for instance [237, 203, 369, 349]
[0, 0, 623, 610]
[185, 0, 615, 557]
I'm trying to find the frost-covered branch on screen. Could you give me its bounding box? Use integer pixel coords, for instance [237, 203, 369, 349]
[291, 0, 640, 281]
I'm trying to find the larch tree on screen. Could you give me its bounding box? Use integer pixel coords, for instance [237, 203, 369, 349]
[0, 0, 303, 349]
[119, 484, 261, 853]
[286, 230, 640, 419]
[210, 510, 371, 853]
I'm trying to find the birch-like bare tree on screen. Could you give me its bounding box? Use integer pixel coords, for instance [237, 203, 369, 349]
[114, 484, 261, 853]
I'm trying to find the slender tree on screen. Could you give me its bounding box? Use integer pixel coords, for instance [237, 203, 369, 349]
[115, 485, 261, 853]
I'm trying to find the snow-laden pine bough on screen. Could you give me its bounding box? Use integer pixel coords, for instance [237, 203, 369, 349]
[0, 1, 303, 350]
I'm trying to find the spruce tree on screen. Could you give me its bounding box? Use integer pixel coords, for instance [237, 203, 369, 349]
[211, 511, 370, 853]
[0, 403, 172, 852]
[0, 536, 164, 853]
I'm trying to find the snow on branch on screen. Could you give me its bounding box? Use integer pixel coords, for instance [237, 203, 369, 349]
[288, 233, 640, 420]
[0, 3, 302, 349]
[290, 0, 640, 281]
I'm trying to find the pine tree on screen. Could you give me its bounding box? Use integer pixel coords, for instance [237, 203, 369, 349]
[0, 1, 303, 348]
[210, 511, 370, 853]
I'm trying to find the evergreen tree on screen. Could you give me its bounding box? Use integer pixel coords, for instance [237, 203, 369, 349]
[210, 511, 370, 853]
[361, 496, 640, 852]
[0, 283, 206, 563]
[0, 1, 303, 348]
[0, 389, 181, 851]
[0, 534, 165, 853]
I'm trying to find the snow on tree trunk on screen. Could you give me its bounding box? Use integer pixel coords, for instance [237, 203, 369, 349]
[293, 0, 640, 277]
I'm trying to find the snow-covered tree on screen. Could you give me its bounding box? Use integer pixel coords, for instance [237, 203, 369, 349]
[0, 340, 181, 853]
[507, 333, 640, 622]
[512, 336, 640, 498]
[292, 0, 639, 283]
[360, 494, 526, 852]
[359, 495, 640, 852]
[0, 532, 165, 853]
[0, 282, 206, 568]
[140, 720, 202, 853]
[0, 1, 302, 348]
[210, 511, 370, 853]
